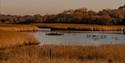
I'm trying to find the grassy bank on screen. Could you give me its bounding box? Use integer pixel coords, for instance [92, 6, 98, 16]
[0, 24, 39, 32]
[0, 44, 125, 63]
[34, 24, 125, 31]
[0, 31, 39, 48]
[1, 24, 125, 31]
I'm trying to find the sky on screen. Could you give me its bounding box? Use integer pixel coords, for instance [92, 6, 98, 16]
[0, 0, 124, 15]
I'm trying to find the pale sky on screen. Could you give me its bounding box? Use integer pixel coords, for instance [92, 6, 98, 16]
[0, 0, 124, 15]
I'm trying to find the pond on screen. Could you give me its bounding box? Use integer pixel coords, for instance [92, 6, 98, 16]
[35, 31, 125, 45]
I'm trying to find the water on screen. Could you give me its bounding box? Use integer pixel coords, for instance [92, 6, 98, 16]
[35, 31, 125, 45]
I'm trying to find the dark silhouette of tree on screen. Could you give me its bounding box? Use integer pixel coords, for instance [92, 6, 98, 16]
[0, 5, 124, 25]
[33, 14, 43, 23]
[96, 15, 113, 25]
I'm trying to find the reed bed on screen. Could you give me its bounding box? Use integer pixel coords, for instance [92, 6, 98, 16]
[0, 31, 39, 48]
[34, 24, 125, 31]
[0, 44, 125, 63]
[0, 24, 39, 31]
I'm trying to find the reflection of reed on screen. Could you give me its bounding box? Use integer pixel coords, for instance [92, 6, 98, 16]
[86, 34, 107, 40]
[0, 31, 39, 48]
[111, 36, 119, 40]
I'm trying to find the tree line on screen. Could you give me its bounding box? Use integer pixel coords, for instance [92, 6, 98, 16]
[0, 5, 124, 25]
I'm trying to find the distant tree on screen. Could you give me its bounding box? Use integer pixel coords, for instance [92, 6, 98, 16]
[96, 15, 113, 25]
[0, 5, 125, 25]
[33, 14, 43, 23]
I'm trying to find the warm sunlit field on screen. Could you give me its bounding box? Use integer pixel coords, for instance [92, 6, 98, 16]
[0, 44, 125, 63]
[0, 31, 39, 48]
[33, 24, 125, 31]
[0, 24, 39, 31]
[1, 24, 125, 31]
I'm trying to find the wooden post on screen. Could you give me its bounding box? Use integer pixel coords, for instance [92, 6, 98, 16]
[108, 59, 113, 63]
[49, 48, 52, 59]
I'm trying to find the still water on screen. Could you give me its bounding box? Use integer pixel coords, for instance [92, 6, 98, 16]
[35, 31, 125, 45]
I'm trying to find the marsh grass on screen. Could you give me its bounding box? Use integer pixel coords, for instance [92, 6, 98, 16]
[34, 24, 125, 31]
[0, 31, 39, 48]
[0, 24, 39, 31]
[0, 44, 125, 63]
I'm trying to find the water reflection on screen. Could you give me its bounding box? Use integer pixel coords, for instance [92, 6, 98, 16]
[86, 34, 120, 41]
[35, 31, 125, 45]
[86, 34, 107, 40]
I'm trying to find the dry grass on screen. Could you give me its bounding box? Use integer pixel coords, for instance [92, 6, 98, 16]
[1, 24, 125, 31]
[0, 31, 39, 48]
[0, 44, 125, 63]
[33, 23, 125, 31]
[0, 24, 39, 31]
